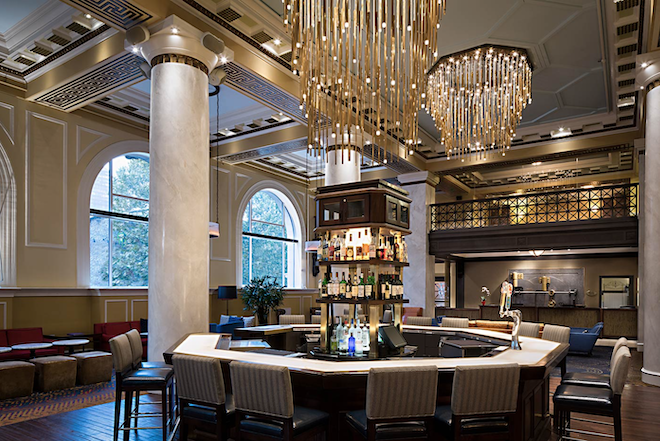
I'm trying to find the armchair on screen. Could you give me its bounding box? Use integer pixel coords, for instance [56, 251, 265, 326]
[209, 316, 245, 337]
[569, 322, 603, 355]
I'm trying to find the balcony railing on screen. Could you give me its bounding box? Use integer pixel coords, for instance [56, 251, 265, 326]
[430, 184, 638, 231]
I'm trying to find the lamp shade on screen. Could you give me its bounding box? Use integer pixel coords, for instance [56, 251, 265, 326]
[209, 221, 220, 238]
[217, 286, 237, 300]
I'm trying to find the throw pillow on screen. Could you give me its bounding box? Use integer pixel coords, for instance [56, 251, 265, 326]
[219, 315, 231, 325]
[242, 316, 256, 327]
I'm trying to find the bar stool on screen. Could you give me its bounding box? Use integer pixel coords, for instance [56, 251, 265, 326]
[279, 315, 306, 325]
[434, 363, 520, 441]
[561, 337, 628, 388]
[542, 324, 570, 377]
[230, 361, 328, 440]
[440, 317, 469, 328]
[172, 354, 235, 441]
[126, 329, 169, 369]
[109, 334, 174, 441]
[345, 365, 438, 440]
[518, 322, 541, 338]
[406, 316, 434, 326]
[553, 346, 631, 441]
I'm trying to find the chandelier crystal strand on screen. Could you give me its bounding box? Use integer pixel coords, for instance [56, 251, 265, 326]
[285, 0, 447, 163]
[427, 46, 532, 162]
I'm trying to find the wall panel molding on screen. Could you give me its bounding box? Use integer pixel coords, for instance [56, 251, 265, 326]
[0, 302, 6, 329]
[0, 102, 15, 145]
[25, 111, 68, 249]
[104, 299, 128, 322]
[130, 298, 147, 320]
[76, 126, 111, 164]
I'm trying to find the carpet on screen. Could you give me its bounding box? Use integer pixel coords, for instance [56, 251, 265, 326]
[551, 346, 612, 377]
[0, 375, 116, 427]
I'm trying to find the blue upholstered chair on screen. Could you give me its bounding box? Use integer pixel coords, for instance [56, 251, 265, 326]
[209, 316, 245, 337]
[569, 322, 603, 355]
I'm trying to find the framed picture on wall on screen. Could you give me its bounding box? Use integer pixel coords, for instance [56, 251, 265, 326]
[435, 277, 446, 307]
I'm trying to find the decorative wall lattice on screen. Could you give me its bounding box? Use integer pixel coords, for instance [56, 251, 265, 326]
[430, 184, 638, 231]
[63, 0, 151, 29]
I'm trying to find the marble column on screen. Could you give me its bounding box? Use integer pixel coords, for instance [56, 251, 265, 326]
[131, 17, 223, 361]
[325, 148, 361, 185]
[637, 144, 645, 352]
[398, 172, 439, 316]
[641, 85, 660, 386]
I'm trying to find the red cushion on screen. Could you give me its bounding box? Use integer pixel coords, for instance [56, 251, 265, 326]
[0, 330, 7, 347]
[103, 322, 131, 336]
[7, 328, 43, 345]
[0, 349, 30, 361]
[93, 323, 105, 335]
[129, 321, 140, 330]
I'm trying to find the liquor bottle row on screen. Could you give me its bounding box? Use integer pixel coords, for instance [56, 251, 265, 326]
[318, 271, 404, 300]
[316, 229, 408, 263]
[330, 318, 370, 356]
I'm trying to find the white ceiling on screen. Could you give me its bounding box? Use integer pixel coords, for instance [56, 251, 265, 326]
[0, 0, 49, 33]
[418, 0, 608, 140]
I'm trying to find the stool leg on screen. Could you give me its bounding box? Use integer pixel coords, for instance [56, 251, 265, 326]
[133, 391, 140, 432]
[123, 390, 132, 441]
[162, 386, 168, 441]
[113, 389, 122, 441]
[614, 405, 623, 441]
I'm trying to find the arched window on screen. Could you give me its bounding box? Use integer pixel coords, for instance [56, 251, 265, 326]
[241, 190, 299, 287]
[89, 153, 149, 287]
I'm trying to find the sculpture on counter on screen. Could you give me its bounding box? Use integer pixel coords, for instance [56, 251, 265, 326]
[499, 280, 522, 350]
[548, 289, 557, 308]
[480, 286, 491, 306]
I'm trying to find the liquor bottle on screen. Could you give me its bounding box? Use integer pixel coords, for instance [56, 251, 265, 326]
[363, 324, 370, 352]
[339, 234, 346, 261]
[369, 230, 377, 259]
[382, 275, 391, 300]
[328, 235, 336, 261]
[342, 321, 350, 352]
[336, 235, 344, 261]
[363, 229, 370, 260]
[352, 275, 359, 299]
[317, 238, 323, 261]
[340, 272, 348, 299]
[356, 232, 363, 260]
[366, 273, 374, 299]
[330, 329, 338, 353]
[401, 237, 408, 262]
[345, 274, 353, 300]
[357, 276, 365, 299]
[332, 272, 340, 299]
[322, 236, 329, 261]
[337, 321, 345, 352]
[394, 236, 401, 262]
[347, 234, 355, 260]
[355, 323, 363, 355]
[318, 276, 325, 298]
[393, 275, 403, 299]
[387, 237, 394, 261]
[348, 319, 356, 355]
[379, 237, 387, 260]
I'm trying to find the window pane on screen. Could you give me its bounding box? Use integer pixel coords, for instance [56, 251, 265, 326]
[112, 155, 149, 200]
[242, 204, 250, 232]
[90, 216, 110, 287]
[250, 237, 284, 286]
[250, 191, 283, 225]
[90, 163, 110, 211]
[112, 195, 149, 217]
[251, 221, 285, 238]
[242, 236, 250, 286]
[111, 219, 149, 286]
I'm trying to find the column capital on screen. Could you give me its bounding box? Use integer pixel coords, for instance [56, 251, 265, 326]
[126, 15, 233, 75]
[398, 171, 439, 187]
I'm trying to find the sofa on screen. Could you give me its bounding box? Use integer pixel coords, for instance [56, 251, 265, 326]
[0, 327, 63, 361]
[209, 315, 255, 337]
[93, 321, 146, 358]
[569, 322, 603, 355]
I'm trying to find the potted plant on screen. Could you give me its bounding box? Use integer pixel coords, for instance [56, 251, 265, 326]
[240, 275, 285, 325]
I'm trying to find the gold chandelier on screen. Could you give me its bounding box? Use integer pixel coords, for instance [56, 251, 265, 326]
[284, 0, 447, 163]
[426, 46, 532, 162]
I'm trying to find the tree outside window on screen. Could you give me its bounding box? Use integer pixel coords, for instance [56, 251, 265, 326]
[90, 154, 149, 287]
[241, 190, 298, 287]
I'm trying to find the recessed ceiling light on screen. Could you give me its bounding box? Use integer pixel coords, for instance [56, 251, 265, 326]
[131, 46, 139, 53]
[641, 62, 649, 68]
[532, 161, 542, 166]
[273, 38, 281, 46]
[171, 27, 179, 35]
[551, 127, 572, 138]
[85, 14, 92, 19]
[220, 56, 228, 64]
[529, 250, 545, 257]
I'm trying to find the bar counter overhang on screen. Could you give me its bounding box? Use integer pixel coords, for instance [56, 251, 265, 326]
[165, 326, 568, 441]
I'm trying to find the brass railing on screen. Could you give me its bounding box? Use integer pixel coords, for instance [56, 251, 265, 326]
[430, 184, 638, 231]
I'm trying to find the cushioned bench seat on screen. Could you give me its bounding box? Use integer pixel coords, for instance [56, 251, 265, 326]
[0, 361, 35, 399]
[72, 351, 112, 385]
[31, 356, 77, 392]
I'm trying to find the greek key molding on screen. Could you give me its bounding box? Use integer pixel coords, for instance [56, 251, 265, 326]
[151, 54, 209, 75]
[647, 79, 660, 92]
[63, 0, 152, 30]
[32, 53, 143, 111]
[220, 138, 309, 163]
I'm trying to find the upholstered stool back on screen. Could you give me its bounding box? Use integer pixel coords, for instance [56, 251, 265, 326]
[231, 361, 294, 418]
[406, 316, 434, 326]
[382, 310, 393, 323]
[610, 346, 631, 395]
[610, 337, 628, 368]
[441, 317, 470, 328]
[542, 324, 570, 343]
[279, 315, 306, 325]
[173, 354, 226, 405]
[109, 334, 133, 375]
[366, 366, 438, 420]
[311, 315, 322, 324]
[519, 322, 541, 338]
[126, 329, 143, 368]
[451, 364, 520, 416]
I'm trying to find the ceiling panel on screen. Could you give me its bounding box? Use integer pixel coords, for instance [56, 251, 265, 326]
[543, 9, 602, 69]
[560, 70, 607, 108]
[489, 3, 580, 43]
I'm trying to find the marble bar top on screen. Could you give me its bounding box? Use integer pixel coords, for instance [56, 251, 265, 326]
[171, 326, 565, 375]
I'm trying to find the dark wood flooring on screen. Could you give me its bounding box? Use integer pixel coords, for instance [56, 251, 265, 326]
[0, 350, 658, 441]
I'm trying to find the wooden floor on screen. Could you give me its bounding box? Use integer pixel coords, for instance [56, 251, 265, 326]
[0, 351, 658, 441]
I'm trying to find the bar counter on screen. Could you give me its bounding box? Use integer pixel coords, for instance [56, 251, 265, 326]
[167, 326, 567, 441]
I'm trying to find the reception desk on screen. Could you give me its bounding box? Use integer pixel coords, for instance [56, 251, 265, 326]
[166, 326, 567, 441]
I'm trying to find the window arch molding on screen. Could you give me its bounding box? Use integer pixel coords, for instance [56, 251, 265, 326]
[235, 181, 307, 289]
[76, 140, 149, 287]
[0, 143, 16, 287]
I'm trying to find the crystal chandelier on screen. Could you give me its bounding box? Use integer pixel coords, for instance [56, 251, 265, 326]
[426, 46, 532, 162]
[284, 0, 447, 163]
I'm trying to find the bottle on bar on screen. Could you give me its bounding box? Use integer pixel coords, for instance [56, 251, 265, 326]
[356, 232, 363, 260]
[358, 276, 365, 299]
[319, 274, 327, 298]
[394, 236, 401, 262]
[337, 321, 345, 352]
[352, 274, 359, 299]
[363, 229, 370, 260]
[369, 229, 377, 259]
[348, 319, 356, 355]
[363, 324, 370, 352]
[322, 236, 329, 261]
[330, 328, 338, 353]
[346, 274, 353, 300]
[328, 235, 335, 261]
[365, 273, 374, 299]
[336, 235, 343, 261]
[332, 272, 339, 299]
[382, 275, 391, 300]
[347, 233, 355, 260]
[401, 237, 408, 263]
[317, 239, 323, 261]
[342, 320, 350, 352]
[355, 322, 363, 355]
[339, 234, 346, 261]
[377, 237, 385, 260]
[340, 272, 347, 299]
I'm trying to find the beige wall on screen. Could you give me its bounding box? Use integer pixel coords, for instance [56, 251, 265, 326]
[0, 87, 318, 332]
[464, 256, 638, 308]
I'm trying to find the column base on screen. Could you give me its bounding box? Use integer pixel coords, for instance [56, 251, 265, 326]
[641, 367, 660, 386]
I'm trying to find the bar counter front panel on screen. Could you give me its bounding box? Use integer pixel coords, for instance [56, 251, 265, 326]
[170, 327, 567, 441]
